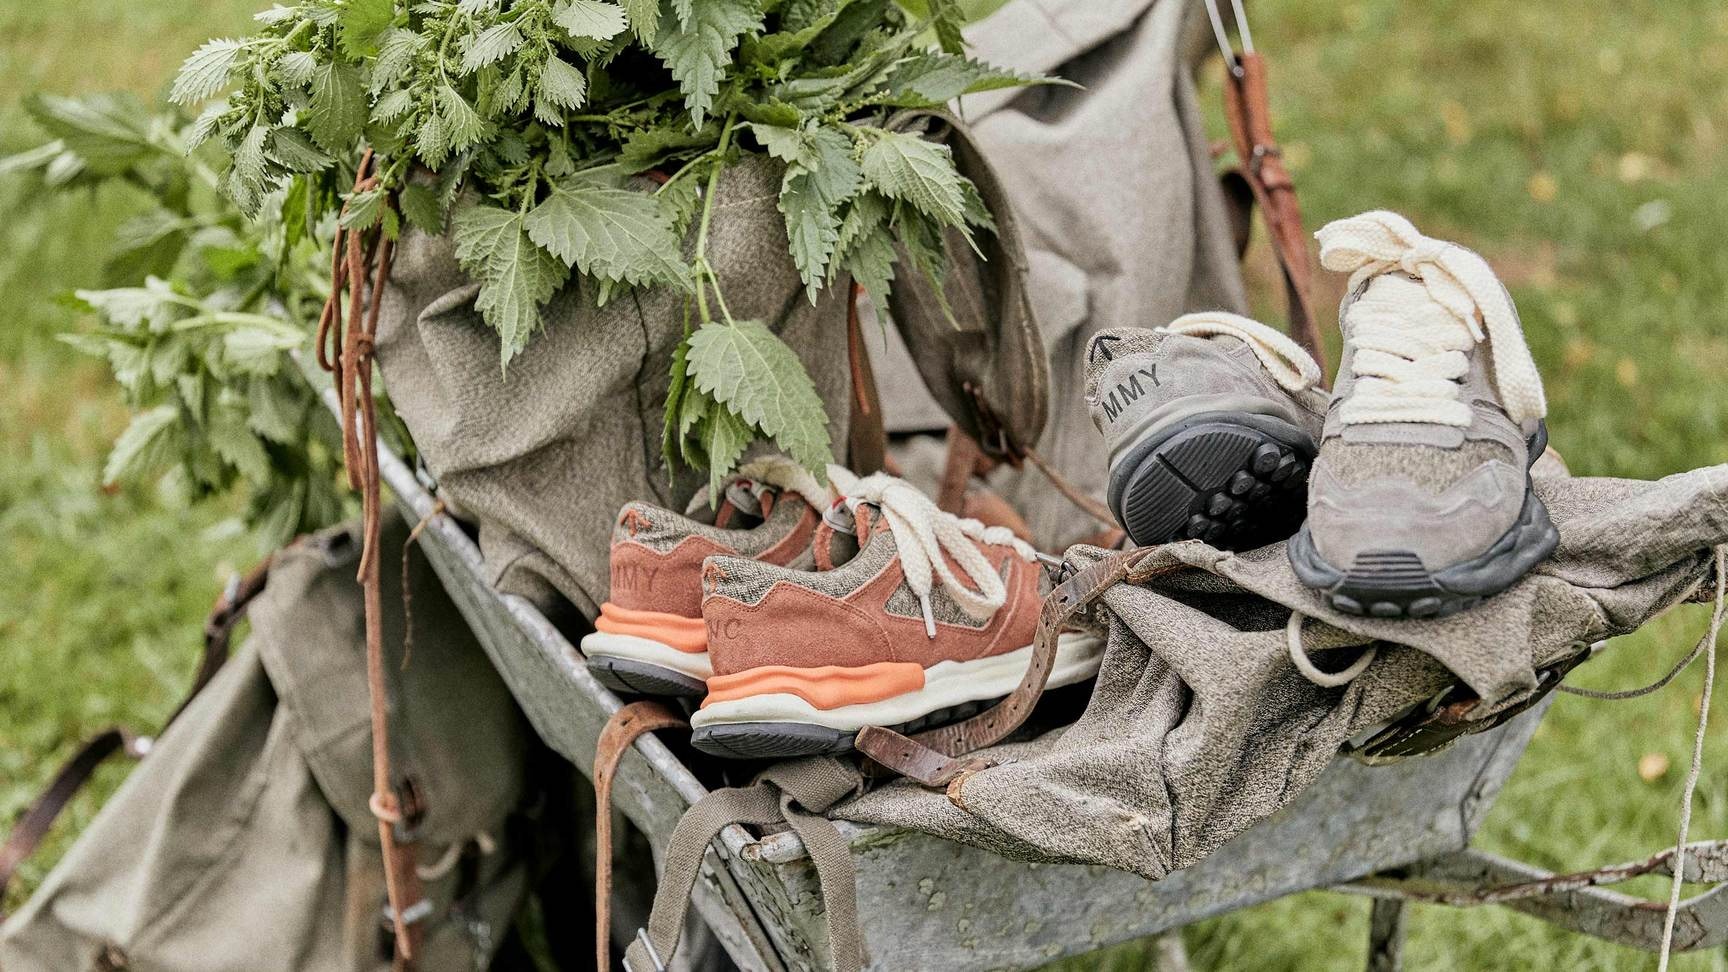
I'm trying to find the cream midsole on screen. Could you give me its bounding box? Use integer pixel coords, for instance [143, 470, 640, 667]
[690, 631, 1104, 733]
[580, 631, 713, 680]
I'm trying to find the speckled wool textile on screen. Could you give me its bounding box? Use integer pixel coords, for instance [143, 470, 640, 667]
[373, 157, 853, 619]
[835, 464, 1728, 878]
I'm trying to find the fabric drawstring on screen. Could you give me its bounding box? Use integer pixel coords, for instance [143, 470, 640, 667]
[1285, 611, 1377, 687]
[1316, 210, 1547, 427]
[1160, 310, 1323, 394]
[829, 470, 1038, 637]
[623, 758, 865, 972]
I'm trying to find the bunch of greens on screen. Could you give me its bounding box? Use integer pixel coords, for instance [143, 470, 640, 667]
[170, 0, 1041, 490]
[2, 94, 351, 547]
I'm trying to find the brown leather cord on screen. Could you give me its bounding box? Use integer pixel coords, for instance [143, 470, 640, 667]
[623, 759, 863, 972]
[855, 548, 1169, 786]
[399, 500, 447, 673]
[1220, 50, 1329, 385]
[315, 149, 426, 967]
[593, 701, 688, 971]
[935, 425, 981, 516]
[845, 283, 887, 476]
[0, 553, 273, 917]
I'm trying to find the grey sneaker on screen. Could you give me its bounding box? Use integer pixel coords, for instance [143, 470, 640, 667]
[1288, 211, 1559, 618]
[1086, 312, 1328, 550]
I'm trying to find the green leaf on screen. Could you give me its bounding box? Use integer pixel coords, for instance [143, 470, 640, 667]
[662, 329, 694, 473]
[452, 204, 570, 362]
[622, 0, 659, 42]
[684, 319, 832, 471]
[209, 406, 273, 483]
[651, 0, 763, 128]
[104, 405, 183, 485]
[0, 140, 65, 178]
[747, 122, 808, 165]
[616, 123, 716, 172]
[835, 194, 896, 311]
[338, 0, 395, 58]
[802, 125, 860, 202]
[535, 55, 589, 123]
[267, 127, 334, 172]
[372, 28, 425, 92]
[248, 378, 305, 444]
[858, 128, 967, 227]
[881, 53, 1041, 107]
[306, 61, 367, 151]
[25, 94, 154, 175]
[438, 84, 488, 150]
[524, 177, 688, 287]
[398, 181, 445, 234]
[277, 50, 319, 86]
[104, 210, 191, 286]
[224, 325, 300, 375]
[461, 22, 524, 74]
[700, 404, 755, 496]
[339, 186, 389, 231]
[554, 0, 628, 39]
[779, 168, 840, 301]
[170, 38, 246, 104]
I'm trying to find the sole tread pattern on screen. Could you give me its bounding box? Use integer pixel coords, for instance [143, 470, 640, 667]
[587, 657, 707, 698]
[1111, 420, 1313, 551]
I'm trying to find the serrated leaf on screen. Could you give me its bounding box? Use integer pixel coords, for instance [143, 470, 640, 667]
[701, 404, 755, 496]
[277, 50, 319, 86]
[339, 0, 395, 58]
[651, 0, 763, 128]
[616, 123, 715, 173]
[622, 0, 659, 42]
[417, 107, 450, 169]
[858, 128, 966, 227]
[803, 125, 860, 202]
[105, 209, 190, 286]
[373, 87, 414, 123]
[535, 55, 588, 123]
[460, 22, 524, 74]
[524, 176, 688, 287]
[224, 325, 300, 375]
[171, 39, 245, 104]
[439, 84, 487, 150]
[248, 378, 305, 444]
[748, 122, 808, 165]
[684, 319, 831, 471]
[881, 53, 1041, 107]
[451, 204, 570, 362]
[104, 405, 182, 485]
[663, 329, 694, 472]
[840, 219, 896, 314]
[372, 28, 425, 92]
[76, 278, 185, 330]
[26, 94, 153, 174]
[267, 127, 334, 172]
[398, 180, 445, 234]
[209, 407, 273, 482]
[554, 0, 628, 39]
[779, 168, 840, 301]
[339, 186, 388, 231]
[306, 61, 367, 151]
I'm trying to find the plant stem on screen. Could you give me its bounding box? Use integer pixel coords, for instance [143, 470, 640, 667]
[690, 112, 737, 325]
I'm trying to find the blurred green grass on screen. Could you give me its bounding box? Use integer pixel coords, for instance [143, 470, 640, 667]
[2, 0, 1726, 969]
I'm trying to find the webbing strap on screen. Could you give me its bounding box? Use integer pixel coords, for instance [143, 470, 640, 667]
[623, 759, 863, 972]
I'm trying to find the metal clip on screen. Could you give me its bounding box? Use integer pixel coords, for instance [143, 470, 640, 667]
[1202, 0, 1256, 76]
[627, 928, 668, 972]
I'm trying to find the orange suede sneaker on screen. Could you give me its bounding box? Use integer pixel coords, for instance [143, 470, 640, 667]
[690, 473, 1104, 759]
[581, 460, 830, 697]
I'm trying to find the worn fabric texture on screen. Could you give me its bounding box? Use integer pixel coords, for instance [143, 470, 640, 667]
[880, 0, 1251, 550]
[834, 464, 1728, 878]
[375, 157, 853, 619]
[0, 516, 532, 971]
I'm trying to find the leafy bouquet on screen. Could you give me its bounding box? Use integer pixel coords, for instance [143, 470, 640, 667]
[167, 0, 1040, 491]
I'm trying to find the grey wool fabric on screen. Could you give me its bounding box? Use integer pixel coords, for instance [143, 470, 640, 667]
[374, 157, 853, 619]
[834, 463, 1728, 878]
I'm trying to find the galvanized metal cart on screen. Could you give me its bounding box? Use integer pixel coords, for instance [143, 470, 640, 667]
[326, 379, 1728, 970]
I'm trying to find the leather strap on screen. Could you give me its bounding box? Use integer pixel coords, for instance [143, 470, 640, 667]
[0, 552, 273, 918]
[855, 548, 1166, 786]
[593, 701, 688, 971]
[935, 425, 982, 516]
[1221, 51, 1329, 385]
[845, 283, 886, 476]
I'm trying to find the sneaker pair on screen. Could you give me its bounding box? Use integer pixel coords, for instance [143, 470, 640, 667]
[582, 463, 1102, 759]
[1089, 211, 1558, 618]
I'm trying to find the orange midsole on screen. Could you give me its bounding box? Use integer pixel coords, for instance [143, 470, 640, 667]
[595, 603, 707, 653]
[701, 662, 925, 710]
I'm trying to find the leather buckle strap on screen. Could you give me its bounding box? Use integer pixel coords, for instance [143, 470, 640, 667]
[594, 701, 689, 971]
[855, 548, 1166, 786]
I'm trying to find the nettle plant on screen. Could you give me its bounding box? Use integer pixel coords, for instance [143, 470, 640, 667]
[171, 0, 1043, 490]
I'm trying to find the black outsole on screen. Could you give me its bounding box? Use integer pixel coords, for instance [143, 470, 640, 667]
[691, 697, 996, 760]
[1287, 487, 1560, 619]
[1107, 414, 1316, 551]
[587, 656, 708, 697]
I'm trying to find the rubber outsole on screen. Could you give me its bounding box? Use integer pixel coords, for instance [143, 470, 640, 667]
[689, 698, 994, 760]
[1107, 413, 1316, 551]
[587, 656, 707, 697]
[1287, 487, 1560, 619]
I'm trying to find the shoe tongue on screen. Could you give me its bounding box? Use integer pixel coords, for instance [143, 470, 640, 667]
[1354, 272, 1431, 317]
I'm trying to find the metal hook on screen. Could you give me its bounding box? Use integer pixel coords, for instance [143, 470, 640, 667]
[1202, 0, 1255, 76]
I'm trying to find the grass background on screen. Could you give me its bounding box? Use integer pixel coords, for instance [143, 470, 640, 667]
[2, 0, 1726, 968]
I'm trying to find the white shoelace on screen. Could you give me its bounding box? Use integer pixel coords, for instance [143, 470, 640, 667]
[688, 455, 839, 517]
[1160, 311, 1322, 394]
[830, 469, 1039, 638]
[1316, 211, 1547, 427]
